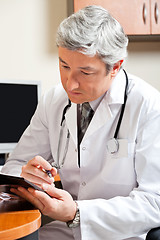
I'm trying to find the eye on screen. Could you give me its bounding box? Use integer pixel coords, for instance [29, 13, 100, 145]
[60, 64, 70, 70]
[81, 71, 93, 75]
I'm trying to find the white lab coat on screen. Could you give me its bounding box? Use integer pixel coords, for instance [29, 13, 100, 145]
[2, 69, 160, 240]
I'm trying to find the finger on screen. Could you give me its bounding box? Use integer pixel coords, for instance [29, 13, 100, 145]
[48, 160, 58, 175]
[50, 168, 57, 177]
[10, 187, 27, 199]
[22, 156, 53, 176]
[31, 156, 54, 170]
[42, 183, 64, 199]
[27, 187, 56, 211]
[22, 168, 54, 185]
[11, 187, 45, 211]
[21, 157, 55, 184]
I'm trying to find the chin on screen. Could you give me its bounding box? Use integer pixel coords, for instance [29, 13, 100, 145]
[70, 99, 84, 104]
[67, 95, 84, 104]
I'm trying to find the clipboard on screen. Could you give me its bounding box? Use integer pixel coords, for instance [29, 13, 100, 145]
[0, 173, 45, 192]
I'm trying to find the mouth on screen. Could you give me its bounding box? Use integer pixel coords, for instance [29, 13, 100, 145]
[68, 90, 82, 95]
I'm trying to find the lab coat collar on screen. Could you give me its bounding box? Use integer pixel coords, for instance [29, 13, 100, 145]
[106, 68, 126, 105]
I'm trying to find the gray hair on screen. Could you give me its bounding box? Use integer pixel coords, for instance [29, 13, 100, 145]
[56, 5, 128, 71]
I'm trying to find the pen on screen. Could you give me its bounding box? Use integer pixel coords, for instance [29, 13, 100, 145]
[44, 170, 52, 178]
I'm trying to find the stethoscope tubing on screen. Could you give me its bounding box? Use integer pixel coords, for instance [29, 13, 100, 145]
[114, 69, 128, 139]
[107, 69, 128, 154]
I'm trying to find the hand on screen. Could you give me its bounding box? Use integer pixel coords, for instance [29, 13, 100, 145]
[10, 184, 77, 222]
[21, 156, 57, 187]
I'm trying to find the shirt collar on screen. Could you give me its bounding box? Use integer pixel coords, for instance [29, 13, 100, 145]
[89, 94, 105, 112]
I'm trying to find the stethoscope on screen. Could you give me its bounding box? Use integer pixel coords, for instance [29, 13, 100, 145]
[106, 69, 128, 154]
[51, 69, 128, 170]
[51, 99, 71, 171]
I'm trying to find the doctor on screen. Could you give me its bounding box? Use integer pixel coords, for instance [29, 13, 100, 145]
[2, 5, 160, 240]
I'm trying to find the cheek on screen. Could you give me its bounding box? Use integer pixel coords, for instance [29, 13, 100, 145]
[101, 75, 113, 91]
[91, 77, 112, 98]
[59, 69, 64, 80]
[60, 70, 67, 86]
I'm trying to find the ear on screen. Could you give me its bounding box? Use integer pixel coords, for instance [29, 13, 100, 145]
[111, 60, 124, 79]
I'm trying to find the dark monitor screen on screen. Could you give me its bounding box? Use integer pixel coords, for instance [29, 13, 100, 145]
[0, 81, 40, 153]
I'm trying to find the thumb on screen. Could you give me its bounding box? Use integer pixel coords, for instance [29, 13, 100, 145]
[42, 183, 64, 199]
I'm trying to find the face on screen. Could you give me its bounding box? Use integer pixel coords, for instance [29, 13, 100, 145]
[58, 47, 122, 104]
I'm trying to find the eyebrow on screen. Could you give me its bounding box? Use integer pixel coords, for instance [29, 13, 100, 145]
[59, 57, 68, 65]
[59, 57, 96, 71]
[79, 66, 95, 71]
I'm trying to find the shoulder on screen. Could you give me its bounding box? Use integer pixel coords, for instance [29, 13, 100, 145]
[128, 73, 160, 97]
[42, 84, 67, 105]
[38, 83, 69, 113]
[35, 84, 69, 122]
[127, 73, 160, 112]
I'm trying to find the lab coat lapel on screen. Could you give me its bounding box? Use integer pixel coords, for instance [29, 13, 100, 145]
[82, 98, 112, 141]
[65, 103, 77, 146]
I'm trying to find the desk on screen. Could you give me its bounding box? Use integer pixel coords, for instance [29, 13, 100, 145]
[0, 186, 41, 240]
[0, 178, 62, 239]
[0, 209, 41, 240]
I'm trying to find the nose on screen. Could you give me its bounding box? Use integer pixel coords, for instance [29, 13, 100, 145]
[66, 71, 79, 91]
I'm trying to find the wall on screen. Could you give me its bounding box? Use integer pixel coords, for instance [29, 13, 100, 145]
[0, 0, 68, 96]
[0, 0, 160, 97]
[126, 41, 160, 90]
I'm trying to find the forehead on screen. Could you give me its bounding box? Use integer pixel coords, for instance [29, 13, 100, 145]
[58, 47, 105, 68]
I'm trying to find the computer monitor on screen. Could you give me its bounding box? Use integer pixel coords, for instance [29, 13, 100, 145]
[0, 80, 41, 153]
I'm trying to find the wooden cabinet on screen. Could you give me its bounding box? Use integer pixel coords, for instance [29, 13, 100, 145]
[151, 0, 160, 34]
[74, 0, 160, 35]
